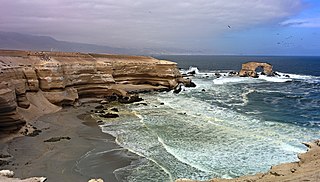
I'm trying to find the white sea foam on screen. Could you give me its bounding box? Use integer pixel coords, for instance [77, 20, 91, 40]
[213, 77, 256, 84]
[277, 72, 314, 79]
[258, 75, 292, 82]
[182, 66, 200, 75]
[157, 137, 211, 173]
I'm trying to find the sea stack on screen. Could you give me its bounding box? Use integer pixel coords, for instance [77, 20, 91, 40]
[238, 62, 273, 78]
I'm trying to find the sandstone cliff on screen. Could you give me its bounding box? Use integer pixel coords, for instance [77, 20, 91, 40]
[0, 50, 189, 131]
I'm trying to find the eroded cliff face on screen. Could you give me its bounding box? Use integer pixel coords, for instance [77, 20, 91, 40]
[0, 50, 187, 131]
[238, 62, 273, 78]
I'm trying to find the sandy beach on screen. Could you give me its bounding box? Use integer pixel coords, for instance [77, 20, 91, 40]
[0, 103, 139, 182]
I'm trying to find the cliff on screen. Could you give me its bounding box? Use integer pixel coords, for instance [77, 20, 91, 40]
[0, 50, 189, 131]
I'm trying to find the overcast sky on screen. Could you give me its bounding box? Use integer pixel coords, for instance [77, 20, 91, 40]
[0, 0, 319, 55]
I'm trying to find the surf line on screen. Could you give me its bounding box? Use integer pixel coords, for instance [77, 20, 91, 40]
[114, 111, 174, 181]
[133, 110, 211, 173]
[114, 135, 174, 181]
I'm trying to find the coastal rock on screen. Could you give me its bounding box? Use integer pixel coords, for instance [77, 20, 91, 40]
[238, 62, 273, 77]
[173, 83, 183, 94]
[99, 113, 119, 118]
[88, 179, 104, 182]
[44, 136, 71, 142]
[0, 170, 46, 182]
[0, 50, 189, 131]
[110, 108, 119, 112]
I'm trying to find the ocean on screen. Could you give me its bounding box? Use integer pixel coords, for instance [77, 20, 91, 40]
[97, 56, 320, 181]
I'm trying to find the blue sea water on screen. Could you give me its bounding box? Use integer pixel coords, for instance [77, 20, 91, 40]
[97, 56, 320, 181]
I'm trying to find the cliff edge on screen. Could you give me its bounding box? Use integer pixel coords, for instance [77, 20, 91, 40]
[0, 50, 189, 131]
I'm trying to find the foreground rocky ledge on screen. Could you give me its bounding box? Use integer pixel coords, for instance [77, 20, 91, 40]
[0, 50, 190, 131]
[177, 139, 320, 182]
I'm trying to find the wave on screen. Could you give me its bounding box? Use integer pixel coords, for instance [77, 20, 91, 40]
[211, 72, 319, 85]
[258, 75, 292, 82]
[213, 77, 256, 85]
[157, 137, 211, 173]
[182, 67, 318, 85]
[181, 66, 200, 75]
[276, 72, 320, 84]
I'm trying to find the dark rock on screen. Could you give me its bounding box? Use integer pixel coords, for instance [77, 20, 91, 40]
[20, 124, 42, 137]
[0, 160, 10, 166]
[100, 113, 119, 118]
[160, 102, 164, 105]
[111, 108, 119, 112]
[118, 94, 143, 104]
[201, 89, 206, 92]
[274, 71, 281, 76]
[215, 73, 221, 78]
[95, 105, 104, 109]
[173, 84, 183, 94]
[228, 71, 237, 76]
[95, 110, 105, 114]
[0, 154, 11, 158]
[44, 136, 71, 142]
[105, 95, 118, 102]
[285, 74, 290, 78]
[97, 120, 103, 123]
[25, 129, 42, 137]
[187, 70, 196, 75]
[184, 81, 196, 87]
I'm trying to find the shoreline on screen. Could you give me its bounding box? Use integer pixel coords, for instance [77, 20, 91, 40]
[1, 97, 320, 182]
[0, 103, 139, 182]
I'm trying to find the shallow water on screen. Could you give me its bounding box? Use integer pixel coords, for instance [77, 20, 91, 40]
[97, 67, 320, 181]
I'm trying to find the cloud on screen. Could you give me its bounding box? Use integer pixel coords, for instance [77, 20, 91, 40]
[0, 0, 304, 49]
[281, 17, 320, 27]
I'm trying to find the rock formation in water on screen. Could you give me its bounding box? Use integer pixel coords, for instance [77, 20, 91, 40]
[0, 50, 191, 131]
[176, 139, 320, 182]
[238, 62, 273, 78]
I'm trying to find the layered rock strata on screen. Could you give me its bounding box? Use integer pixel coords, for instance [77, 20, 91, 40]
[238, 62, 273, 77]
[0, 50, 189, 131]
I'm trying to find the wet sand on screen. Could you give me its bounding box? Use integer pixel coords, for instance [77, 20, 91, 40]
[1, 104, 139, 182]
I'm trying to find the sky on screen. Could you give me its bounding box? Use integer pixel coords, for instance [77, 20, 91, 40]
[0, 0, 319, 55]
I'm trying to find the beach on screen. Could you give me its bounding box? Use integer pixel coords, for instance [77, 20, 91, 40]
[0, 103, 139, 182]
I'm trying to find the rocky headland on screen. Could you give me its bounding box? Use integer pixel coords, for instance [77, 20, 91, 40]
[0, 50, 191, 132]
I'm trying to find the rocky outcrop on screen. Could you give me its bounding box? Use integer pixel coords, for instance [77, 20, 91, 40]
[0, 50, 188, 131]
[238, 62, 273, 78]
[0, 170, 46, 182]
[176, 139, 320, 182]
